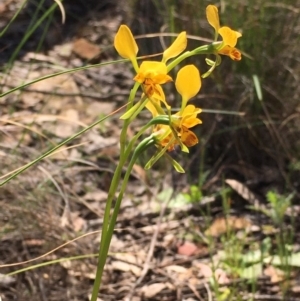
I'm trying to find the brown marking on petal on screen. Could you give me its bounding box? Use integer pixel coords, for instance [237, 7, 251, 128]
[230, 49, 242, 61]
[181, 127, 199, 147]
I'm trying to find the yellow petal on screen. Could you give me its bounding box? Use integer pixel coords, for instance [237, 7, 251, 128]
[181, 105, 202, 127]
[114, 25, 138, 60]
[182, 104, 202, 116]
[206, 5, 220, 33]
[139, 61, 168, 76]
[218, 26, 242, 47]
[162, 32, 187, 63]
[175, 65, 201, 101]
[137, 61, 172, 84]
[182, 116, 202, 128]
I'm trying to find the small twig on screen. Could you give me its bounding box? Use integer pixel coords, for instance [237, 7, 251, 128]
[204, 282, 212, 301]
[38, 278, 48, 301]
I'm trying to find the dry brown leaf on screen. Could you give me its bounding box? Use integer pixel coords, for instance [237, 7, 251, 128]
[53, 109, 80, 138]
[141, 283, 168, 298]
[83, 190, 108, 202]
[70, 212, 86, 232]
[215, 268, 230, 285]
[111, 260, 141, 277]
[205, 216, 251, 237]
[72, 38, 101, 60]
[193, 261, 213, 278]
[177, 241, 200, 256]
[291, 284, 300, 293]
[60, 260, 96, 279]
[225, 179, 260, 206]
[0, 274, 15, 285]
[165, 265, 188, 274]
[23, 239, 45, 247]
[114, 252, 145, 266]
[165, 265, 197, 284]
[264, 265, 285, 283]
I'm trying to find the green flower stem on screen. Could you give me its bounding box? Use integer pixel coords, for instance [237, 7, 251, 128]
[99, 83, 141, 242]
[91, 136, 155, 301]
[96, 116, 169, 259]
[127, 82, 141, 109]
[92, 84, 151, 301]
[99, 82, 143, 245]
[120, 82, 140, 155]
[167, 44, 215, 72]
[7, 254, 98, 276]
[128, 96, 149, 123]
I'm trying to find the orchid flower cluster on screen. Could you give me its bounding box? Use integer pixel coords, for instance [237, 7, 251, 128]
[113, 4, 242, 172]
[91, 6, 242, 299]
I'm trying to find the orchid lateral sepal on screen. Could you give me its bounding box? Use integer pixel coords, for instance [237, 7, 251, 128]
[164, 152, 185, 173]
[145, 140, 185, 172]
[144, 137, 173, 170]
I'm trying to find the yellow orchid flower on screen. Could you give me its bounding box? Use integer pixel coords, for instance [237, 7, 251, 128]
[114, 25, 187, 115]
[206, 5, 242, 61]
[173, 104, 202, 148]
[153, 105, 202, 151]
[152, 65, 202, 150]
[134, 61, 172, 114]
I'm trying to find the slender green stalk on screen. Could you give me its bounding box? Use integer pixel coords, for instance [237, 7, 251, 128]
[7, 0, 58, 67]
[90, 136, 154, 301]
[167, 44, 214, 72]
[0, 0, 27, 37]
[96, 84, 141, 277]
[119, 82, 140, 154]
[0, 60, 127, 98]
[0, 113, 119, 186]
[7, 254, 98, 276]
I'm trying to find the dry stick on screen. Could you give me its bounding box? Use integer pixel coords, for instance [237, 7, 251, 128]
[204, 282, 212, 301]
[125, 191, 174, 301]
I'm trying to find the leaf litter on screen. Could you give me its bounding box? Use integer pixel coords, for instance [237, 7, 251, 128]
[0, 1, 300, 301]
